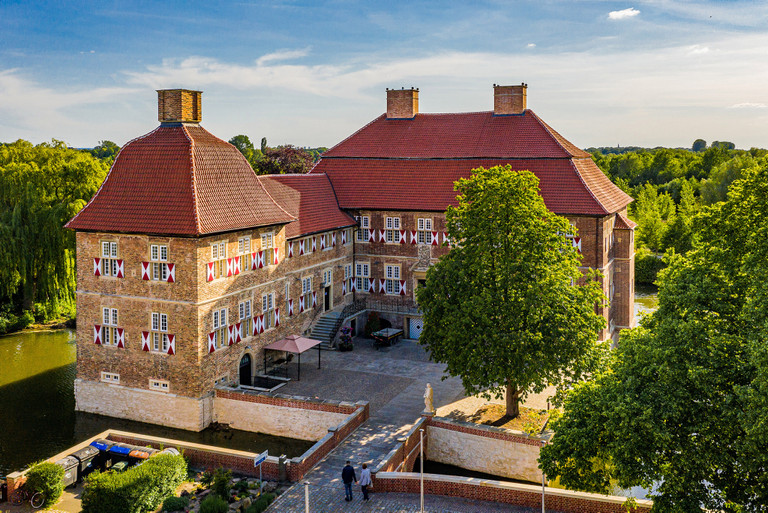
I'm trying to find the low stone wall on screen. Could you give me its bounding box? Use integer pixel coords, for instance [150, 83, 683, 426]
[428, 417, 544, 483]
[214, 388, 355, 441]
[374, 473, 653, 513]
[374, 416, 429, 474]
[75, 379, 213, 431]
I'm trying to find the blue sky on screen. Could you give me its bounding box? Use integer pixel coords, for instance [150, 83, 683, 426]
[2, 0, 768, 149]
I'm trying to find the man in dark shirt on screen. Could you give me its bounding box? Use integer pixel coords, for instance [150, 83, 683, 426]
[341, 460, 357, 501]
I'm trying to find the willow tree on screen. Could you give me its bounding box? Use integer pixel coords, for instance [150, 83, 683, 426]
[0, 140, 109, 311]
[416, 166, 606, 418]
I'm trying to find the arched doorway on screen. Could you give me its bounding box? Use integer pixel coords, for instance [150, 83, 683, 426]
[239, 353, 252, 386]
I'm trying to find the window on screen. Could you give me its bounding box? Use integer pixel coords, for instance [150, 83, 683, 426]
[100, 241, 120, 276]
[417, 218, 433, 244]
[355, 262, 369, 292]
[101, 372, 119, 384]
[151, 312, 170, 352]
[261, 233, 274, 265]
[385, 217, 400, 243]
[344, 264, 353, 294]
[149, 379, 169, 393]
[101, 307, 119, 347]
[322, 232, 332, 250]
[238, 236, 251, 271]
[239, 300, 251, 337]
[212, 308, 227, 349]
[262, 293, 275, 329]
[356, 216, 369, 242]
[302, 277, 313, 295]
[385, 264, 401, 294]
[150, 244, 169, 281]
[322, 268, 332, 286]
[211, 241, 227, 278]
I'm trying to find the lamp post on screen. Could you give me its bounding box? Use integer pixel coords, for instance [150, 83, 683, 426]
[304, 481, 310, 513]
[541, 440, 547, 513]
[420, 428, 425, 513]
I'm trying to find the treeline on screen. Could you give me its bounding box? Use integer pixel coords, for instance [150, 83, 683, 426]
[228, 135, 326, 175]
[0, 140, 111, 333]
[590, 140, 768, 284]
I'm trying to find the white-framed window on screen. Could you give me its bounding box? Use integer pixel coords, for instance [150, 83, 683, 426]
[355, 262, 369, 292]
[211, 241, 227, 279]
[385, 217, 400, 243]
[149, 379, 170, 393]
[321, 232, 332, 250]
[100, 241, 119, 276]
[322, 268, 332, 286]
[262, 293, 275, 329]
[151, 312, 170, 353]
[302, 277, 313, 295]
[150, 244, 169, 281]
[101, 307, 119, 347]
[417, 218, 433, 244]
[356, 215, 369, 242]
[238, 236, 251, 270]
[212, 308, 227, 349]
[101, 371, 120, 384]
[261, 233, 274, 265]
[385, 264, 401, 294]
[344, 264, 353, 294]
[239, 300, 252, 336]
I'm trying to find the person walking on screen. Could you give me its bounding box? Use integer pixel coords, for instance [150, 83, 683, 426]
[359, 463, 372, 501]
[341, 460, 357, 501]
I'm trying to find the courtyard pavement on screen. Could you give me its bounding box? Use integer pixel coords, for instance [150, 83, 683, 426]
[267, 338, 546, 513]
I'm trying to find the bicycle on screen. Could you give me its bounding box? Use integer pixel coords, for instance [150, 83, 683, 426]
[11, 486, 45, 509]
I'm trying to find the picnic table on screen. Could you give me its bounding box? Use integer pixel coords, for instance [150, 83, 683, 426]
[372, 328, 404, 349]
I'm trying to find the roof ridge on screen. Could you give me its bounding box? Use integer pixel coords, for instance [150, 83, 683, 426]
[256, 175, 298, 221]
[180, 125, 202, 235]
[526, 110, 584, 158]
[66, 126, 162, 230]
[568, 157, 608, 215]
[324, 113, 386, 154]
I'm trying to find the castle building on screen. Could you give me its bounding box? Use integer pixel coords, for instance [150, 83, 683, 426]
[66, 86, 635, 431]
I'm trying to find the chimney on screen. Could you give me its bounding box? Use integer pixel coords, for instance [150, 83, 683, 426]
[157, 89, 202, 124]
[493, 83, 527, 115]
[386, 87, 419, 119]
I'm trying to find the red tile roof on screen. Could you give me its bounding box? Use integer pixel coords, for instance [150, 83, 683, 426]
[615, 212, 638, 230]
[322, 111, 591, 159]
[314, 109, 631, 216]
[258, 174, 357, 239]
[311, 158, 629, 216]
[66, 125, 294, 236]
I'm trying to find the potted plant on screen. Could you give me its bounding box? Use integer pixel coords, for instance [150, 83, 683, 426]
[338, 326, 353, 351]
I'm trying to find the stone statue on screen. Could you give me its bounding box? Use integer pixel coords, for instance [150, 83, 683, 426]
[423, 383, 434, 414]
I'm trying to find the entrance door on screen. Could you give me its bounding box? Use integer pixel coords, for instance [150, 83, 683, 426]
[409, 317, 424, 339]
[239, 354, 252, 386]
[324, 286, 331, 311]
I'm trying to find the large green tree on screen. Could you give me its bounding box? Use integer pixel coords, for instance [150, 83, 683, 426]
[539, 164, 768, 511]
[416, 166, 607, 417]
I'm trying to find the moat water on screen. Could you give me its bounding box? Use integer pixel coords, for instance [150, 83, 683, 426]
[0, 289, 659, 477]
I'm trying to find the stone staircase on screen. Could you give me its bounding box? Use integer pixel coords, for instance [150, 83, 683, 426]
[310, 311, 343, 350]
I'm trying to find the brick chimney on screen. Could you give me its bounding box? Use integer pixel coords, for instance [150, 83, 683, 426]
[157, 89, 202, 124]
[493, 83, 527, 115]
[386, 87, 419, 119]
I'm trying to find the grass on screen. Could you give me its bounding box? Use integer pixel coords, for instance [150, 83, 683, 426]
[465, 404, 550, 435]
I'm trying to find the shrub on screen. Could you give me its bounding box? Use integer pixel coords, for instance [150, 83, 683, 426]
[200, 495, 228, 513]
[211, 468, 232, 500]
[25, 461, 65, 509]
[81, 453, 187, 513]
[635, 248, 666, 285]
[245, 492, 276, 513]
[161, 495, 189, 512]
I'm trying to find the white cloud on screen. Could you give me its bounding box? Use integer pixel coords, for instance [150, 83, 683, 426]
[687, 44, 710, 55]
[527, 43, 537, 48]
[255, 47, 311, 66]
[730, 102, 767, 109]
[608, 7, 640, 20]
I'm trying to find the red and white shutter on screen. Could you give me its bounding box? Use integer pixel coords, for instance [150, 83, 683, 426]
[207, 262, 215, 282]
[234, 257, 241, 275]
[288, 299, 294, 316]
[379, 279, 386, 293]
[351, 279, 357, 291]
[320, 236, 326, 250]
[226, 258, 233, 277]
[141, 262, 150, 280]
[367, 229, 375, 242]
[142, 331, 151, 352]
[273, 247, 279, 265]
[93, 325, 102, 345]
[299, 240, 305, 255]
[341, 230, 347, 245]
[299, 295, 305, 313]
[332, 233, 337, 247]
[410, 231, 418, 244]
[234, 322, 242, 343]
[342, 282, 347, 295]
[167, 334, 176, 355]
[208, 333, 216, 353]
[379, 230, 386, 242]
[311, 237, 317, 252]
[312, 291, 317, 307]
[431, 232, 439, 245]
[93, 258, 101, 276]
[573, 237, 582, 253]
[166, 263, 176, 282]
[399, 230, 407, 244]
[288, 242, 294, 258]
[443, 232, 450, 245]
[258, 315, 266, 334]
[368, 279, 376, 293]
[257, 251, 265, 269]
[274, 308, 280, 327]
[116, 328, 125, 348]
[116, 260, 124, 278]
[399, 280, 407, 295]
[227, 325, 234, 345]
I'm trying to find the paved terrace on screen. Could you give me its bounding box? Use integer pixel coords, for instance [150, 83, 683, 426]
[267, 338, 545, 512]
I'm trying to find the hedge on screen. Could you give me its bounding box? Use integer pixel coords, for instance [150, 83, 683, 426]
[635, 248, 666, 285]
[81, 453, 187, 513]
[25, 461, 65, 509]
